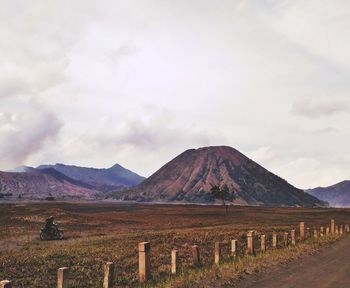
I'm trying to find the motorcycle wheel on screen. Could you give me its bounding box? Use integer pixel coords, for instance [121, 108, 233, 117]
[40, 231, 49, 241]
[58, 231, 64, 240]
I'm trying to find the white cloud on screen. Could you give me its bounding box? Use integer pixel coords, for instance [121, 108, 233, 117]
[246, 146, 277, 164]
[291, 98, 350, 118]
[313, 127, 338, 134]
[267, 0, 350, 70]
[0, 77, 29, 98]
[0, 102, 63, 169]
[277, 157, 350, 189]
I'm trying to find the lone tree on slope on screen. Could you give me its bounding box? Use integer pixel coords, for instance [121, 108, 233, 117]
[210, 184, 235, 215]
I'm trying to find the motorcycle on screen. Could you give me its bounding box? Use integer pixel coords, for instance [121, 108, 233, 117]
[40, 227, 64, 240]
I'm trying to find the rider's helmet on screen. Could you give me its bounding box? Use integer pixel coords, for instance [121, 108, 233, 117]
[49, 216, 54, 220]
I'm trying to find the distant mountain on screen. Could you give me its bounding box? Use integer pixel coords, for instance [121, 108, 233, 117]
[306, 181, 350, 207]
[111, 146, 326, 207]
[0, 170, 100, 200]
[38, 168, 96, 190]
[37, 163, 145, 192]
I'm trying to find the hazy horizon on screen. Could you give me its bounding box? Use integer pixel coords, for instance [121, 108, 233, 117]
[1, 1, 350, 189]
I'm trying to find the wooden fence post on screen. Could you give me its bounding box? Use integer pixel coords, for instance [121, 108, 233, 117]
[313, 227, 318, 239]
[340, 225, 343, 235]
[283, 232, 288, 247]
[326, 226, 330, 235]
[214, 242, 222, 264]
[171, 249, 178, 275]
[345, 224, 349, 232]
[320, 226, 324, 237]
[192, 245, 201, 267]
[57, 267, 69, 288]
[291, 229, 296, 246]
[139, 242, 151, 283]
[247, 231, 255, 256]
[331, 219, 335, 234]
[306, 227, 310, 239]
[103, 262, 114, 288]
[231, 240, 238, 257]
[260, 235, 266, 252]
[335, 226, 339, 234]
[0, 280, 12, 288]
[299, 222, 305, 241]
[272, 232, 277, 249]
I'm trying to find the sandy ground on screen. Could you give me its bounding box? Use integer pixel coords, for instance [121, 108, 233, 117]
[237, 236, 350, 288]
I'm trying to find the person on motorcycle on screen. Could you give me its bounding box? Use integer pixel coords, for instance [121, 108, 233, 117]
[40, 216, 64, 240]
[45, 216, 58, 234]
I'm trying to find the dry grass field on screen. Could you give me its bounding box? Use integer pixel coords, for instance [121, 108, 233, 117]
[1, 202, 350, 287]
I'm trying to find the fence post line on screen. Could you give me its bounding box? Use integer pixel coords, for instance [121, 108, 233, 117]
[57, 267, 69, 288]
[192, 245, 201, 267]
[331, 219, 335, 234]
[231, 240, 238, 258]
[291, 229, 296, 246]
[299, 222, 305, 241]
[171, 249, 178, 275]
[247, 231, 255, 256]
[261, 235, 266, 252]
[272, 232, 277, 249]
[103, 262, 114, 288]
[0, 280, 12, 288]
[138, 242, 151, 283]
[214, 242, 222, 264]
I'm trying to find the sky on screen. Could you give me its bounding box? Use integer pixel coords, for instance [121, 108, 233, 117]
[1, 0, 350, 189]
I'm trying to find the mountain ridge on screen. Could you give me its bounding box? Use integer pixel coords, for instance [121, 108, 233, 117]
[306, 180, 350, 207]
[22, 163, 146, 192]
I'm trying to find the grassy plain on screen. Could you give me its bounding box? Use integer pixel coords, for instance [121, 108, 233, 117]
[0, 202, 350, 287]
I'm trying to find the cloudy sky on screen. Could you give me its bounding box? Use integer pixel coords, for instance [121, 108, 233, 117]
[1, 0, 350, 189]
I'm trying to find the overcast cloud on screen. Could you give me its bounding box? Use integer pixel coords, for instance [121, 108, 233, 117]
[0, 0, 350, 188]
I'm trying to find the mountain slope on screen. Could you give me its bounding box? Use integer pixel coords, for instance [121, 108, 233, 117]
[0, 170, 100, 200]
[37, 163, 145, 192]
[113, 146, 325, 207]
[306, 181, 350, 207]
[38, 168, 96, 190]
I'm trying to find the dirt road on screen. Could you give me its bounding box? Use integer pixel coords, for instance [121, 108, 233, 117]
[237, 236, 350, 288]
